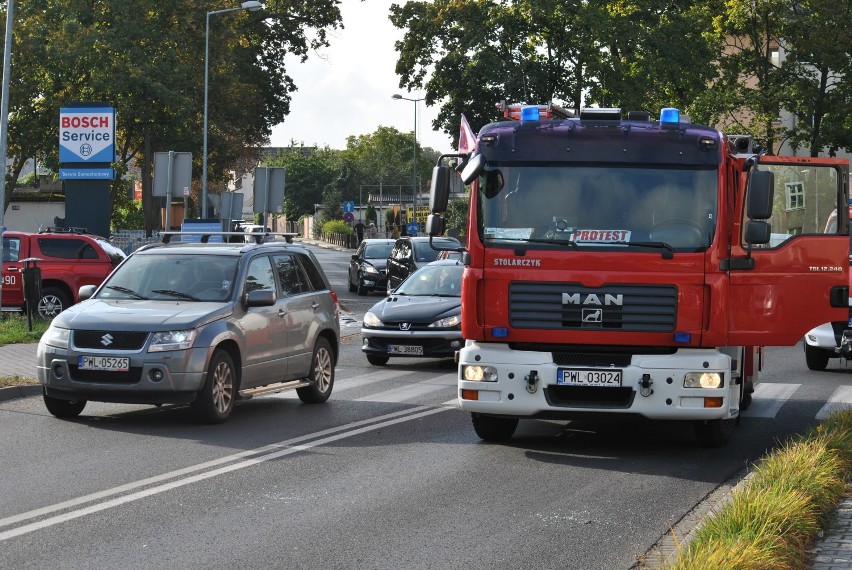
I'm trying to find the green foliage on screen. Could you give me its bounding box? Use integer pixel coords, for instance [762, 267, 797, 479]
[365, 205, 378, 224]
[0, 314, 50, 347]
[666, 409, 852, 570]
[266, 145, 343, 218]
[321, 219, 353, 235]
[111, 200, 146, 231]
[444, 195, 469, 235]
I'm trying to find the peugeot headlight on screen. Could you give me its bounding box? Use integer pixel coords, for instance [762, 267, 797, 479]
[462, 365, 498, 382]
[41, 325, 70, 349]
[363, 311, 384, 328]
[429, 315, 460, 328]
[148, 329, 197, 352]
[683, 372, 723, 389]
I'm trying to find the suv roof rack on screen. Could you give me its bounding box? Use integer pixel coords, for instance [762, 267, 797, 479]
[159, 231, 298, 245]
[39, 226, 93, 235]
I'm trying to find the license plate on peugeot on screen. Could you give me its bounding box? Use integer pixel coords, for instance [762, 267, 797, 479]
[78, 355, 130, 372]
[557, 369, 622, 387]
[388, 345, 423, 355]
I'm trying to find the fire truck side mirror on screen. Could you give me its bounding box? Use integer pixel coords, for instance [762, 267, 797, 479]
[747, 170, 775, 220]
[425, 214, 445, 237]
[429, 166, 451, 213]
[744, 220, 771, 245]
[461, 154, 484, 185]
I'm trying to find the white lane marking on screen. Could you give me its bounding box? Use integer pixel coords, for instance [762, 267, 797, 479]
[816, 386, 852, 420]
[355, 382, 450, 403]
[0, 405, 438, 533]
[747, 383, 800, 418]
[334, 369, 417, 392]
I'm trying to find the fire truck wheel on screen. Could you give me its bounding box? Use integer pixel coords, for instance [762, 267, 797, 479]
[471, 413, 518, 442]
[693, 418, 734, 448]
[804, 344, 831, 371]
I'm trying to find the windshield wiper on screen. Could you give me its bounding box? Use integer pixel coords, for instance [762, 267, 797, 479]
[151, 289, 201, 301]
[490, 237, 581, 251]
[105, 285, 148, 299]
[611, 241, 675, 259]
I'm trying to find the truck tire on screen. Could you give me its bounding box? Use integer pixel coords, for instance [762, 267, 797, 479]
[43, 390, 86, 419]
[37, 287, 71, 320]
[804, 343, 831, 371]
[471, 413, 518, 442]
[693, 418, 734, 447]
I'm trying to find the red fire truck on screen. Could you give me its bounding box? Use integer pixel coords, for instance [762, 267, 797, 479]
[426, 104, 850, 446]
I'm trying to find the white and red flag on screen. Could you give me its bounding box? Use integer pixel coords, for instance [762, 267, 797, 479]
[458, 114, 476, 153]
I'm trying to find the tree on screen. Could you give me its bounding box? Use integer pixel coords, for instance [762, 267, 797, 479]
[264, 144, 343, 219]
[1, 0, 345, 220]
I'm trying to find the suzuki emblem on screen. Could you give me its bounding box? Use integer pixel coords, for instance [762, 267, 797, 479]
[100, 333, 114, 346]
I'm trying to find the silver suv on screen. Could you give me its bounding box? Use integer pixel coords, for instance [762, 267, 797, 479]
[36, 238, 340, 423]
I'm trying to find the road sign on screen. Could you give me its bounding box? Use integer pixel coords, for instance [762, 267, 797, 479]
[343, 201, 355, 213]
[153, 152, 192, 197]
[253, 167, 285, 214]
[343, 212, 355, 223]
[407, 221, 419, 236]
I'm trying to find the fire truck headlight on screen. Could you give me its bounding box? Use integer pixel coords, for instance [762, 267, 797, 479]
[683, 372, 723, 389]
[462, 365, 498, 382]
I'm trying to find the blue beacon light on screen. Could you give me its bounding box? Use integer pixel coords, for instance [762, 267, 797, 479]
[520, 106, 540, 121]
[660, 107, 680, 125]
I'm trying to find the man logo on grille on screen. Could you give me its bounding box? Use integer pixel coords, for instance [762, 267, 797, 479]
[582, 309, 602, 323]
[100, 333, 114, 346]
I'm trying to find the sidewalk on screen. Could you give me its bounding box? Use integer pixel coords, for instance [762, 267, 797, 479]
[0, 342, 40, 401]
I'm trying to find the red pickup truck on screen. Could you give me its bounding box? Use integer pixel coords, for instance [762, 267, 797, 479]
[2, 229, 125, 318]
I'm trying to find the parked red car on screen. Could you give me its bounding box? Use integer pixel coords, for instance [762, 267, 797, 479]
[2, 228, 125, 318]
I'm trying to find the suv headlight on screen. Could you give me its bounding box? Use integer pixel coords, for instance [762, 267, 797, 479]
[683, 372, 723, 389]
[41, 326, 70, 349]
[428, 315, 460, 328]
[148, 329, 197, 352]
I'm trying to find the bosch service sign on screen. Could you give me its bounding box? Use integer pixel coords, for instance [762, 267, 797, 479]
[59, 107, 115, 163]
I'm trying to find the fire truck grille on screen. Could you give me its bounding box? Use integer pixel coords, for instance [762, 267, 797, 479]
[73, 331, 149, 350]
[509, 282, 677, 332]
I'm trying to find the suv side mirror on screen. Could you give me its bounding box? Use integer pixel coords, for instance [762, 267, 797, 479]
[79, 284, 97, 301]
[244, 289, 276, 308]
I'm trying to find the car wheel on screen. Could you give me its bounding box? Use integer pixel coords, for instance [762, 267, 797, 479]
[297, 337, 335, 403]
[348, 272, 357, 293]
[471, 413, 518, 442]
[693, 418, 735, 447]
[43, 389, 86, 419]
[366, 354, 389, 366]
[356, 274, 368, 296]
[37, 287, 71, 319]
[804, 343, 831, 371]
[192, 349, 236, 424]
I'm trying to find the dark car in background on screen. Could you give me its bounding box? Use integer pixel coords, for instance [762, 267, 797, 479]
[385, 236, 461, 291]
[37, 238, 340, 423]
[348, 238, 395, 295]
[361, 260, 463, 365]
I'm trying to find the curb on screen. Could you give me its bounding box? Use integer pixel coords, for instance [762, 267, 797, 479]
[0, 384, 41, 402]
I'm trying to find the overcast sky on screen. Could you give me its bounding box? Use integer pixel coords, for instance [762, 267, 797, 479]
[268, 0, 455, 154]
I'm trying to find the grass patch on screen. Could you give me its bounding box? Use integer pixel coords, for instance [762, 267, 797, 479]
[0, 375, 38, 387]
[0, 313, 49, 345]
[664, 408, 852, 570]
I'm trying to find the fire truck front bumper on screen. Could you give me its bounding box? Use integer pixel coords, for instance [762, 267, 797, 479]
[456, 342, 739, 421]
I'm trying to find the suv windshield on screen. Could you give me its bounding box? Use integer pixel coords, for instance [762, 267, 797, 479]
[478, 164, 718, 251]
[97, 254, 239, 302]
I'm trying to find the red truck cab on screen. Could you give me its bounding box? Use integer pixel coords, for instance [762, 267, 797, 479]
[2, 229, 125, 318]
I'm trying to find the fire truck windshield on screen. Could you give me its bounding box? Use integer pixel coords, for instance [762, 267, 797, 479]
[478, 164, 718, 251]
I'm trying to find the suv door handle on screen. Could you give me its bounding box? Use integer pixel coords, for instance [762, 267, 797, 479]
[278, 308, 287, 317]
[311, 302, 320, 310]
[6, 266, 20, 272]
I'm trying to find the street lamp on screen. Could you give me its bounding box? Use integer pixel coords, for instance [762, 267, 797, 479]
[392, 94, 424, 231]
[202, 0, 263, 219]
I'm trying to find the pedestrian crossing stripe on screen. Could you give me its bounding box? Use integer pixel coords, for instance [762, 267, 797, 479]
[816, 385, 852, 420]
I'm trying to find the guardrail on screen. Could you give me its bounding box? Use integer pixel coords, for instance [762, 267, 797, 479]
[320, 232, 358, 249]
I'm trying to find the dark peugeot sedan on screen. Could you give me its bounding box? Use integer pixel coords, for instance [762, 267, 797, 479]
[348, 239, 395, 295]
[361, 260, 463, 365]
